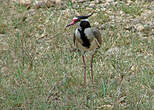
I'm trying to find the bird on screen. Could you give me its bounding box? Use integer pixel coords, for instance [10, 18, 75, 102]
[66, 13, 102, 87]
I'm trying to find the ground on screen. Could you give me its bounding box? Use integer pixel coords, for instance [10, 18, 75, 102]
[0, 0, 154, 110]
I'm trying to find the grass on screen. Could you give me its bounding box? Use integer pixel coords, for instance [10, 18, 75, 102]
[0, 0, 154, 110]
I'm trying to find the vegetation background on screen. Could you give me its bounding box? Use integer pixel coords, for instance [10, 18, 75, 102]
[0, 0, 154, 109]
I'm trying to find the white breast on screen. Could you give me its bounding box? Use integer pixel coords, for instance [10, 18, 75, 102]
[75, 28, 94, 39]
[75, 38, 99, 52]
[84, 28, 94, 39]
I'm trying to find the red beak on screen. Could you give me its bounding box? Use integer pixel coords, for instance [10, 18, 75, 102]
[66, 21, 75, 27]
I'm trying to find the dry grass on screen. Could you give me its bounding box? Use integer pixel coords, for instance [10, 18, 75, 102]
[0, 0, 154, 110]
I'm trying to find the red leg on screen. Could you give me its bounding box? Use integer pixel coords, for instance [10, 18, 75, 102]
[90, 55, 94, 84]
[82, 55, 86, 87]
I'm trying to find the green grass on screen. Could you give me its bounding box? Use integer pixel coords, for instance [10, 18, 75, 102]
[121, 3, 143, 16]
[0, 0, 154, 110]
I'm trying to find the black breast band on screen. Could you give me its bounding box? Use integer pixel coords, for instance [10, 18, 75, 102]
[78, 29, 90, 48]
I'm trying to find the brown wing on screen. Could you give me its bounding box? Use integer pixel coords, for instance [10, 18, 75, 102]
[92, 28, 102, 47]
[73, 33, 83, 48]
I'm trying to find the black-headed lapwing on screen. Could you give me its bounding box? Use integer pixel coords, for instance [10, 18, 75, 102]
[66, 13, 102, 87]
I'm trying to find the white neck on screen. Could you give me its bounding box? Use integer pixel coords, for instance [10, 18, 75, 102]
[81, 19, 89, 22]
